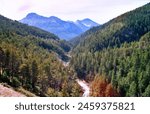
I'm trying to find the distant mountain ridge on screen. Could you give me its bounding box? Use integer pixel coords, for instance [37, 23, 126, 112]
[20, 13, 99, 40]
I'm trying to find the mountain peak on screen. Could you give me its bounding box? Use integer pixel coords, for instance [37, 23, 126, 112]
[80, 18, 99, 27]
[75, 18, 99, 30]
[26, 13, 39, 18]
[81, 18, 93, 21]
[25, 13, 47, 20]
[76, 18, 93, 23]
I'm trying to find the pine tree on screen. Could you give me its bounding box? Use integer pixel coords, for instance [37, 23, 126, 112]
[143, 85, 150, 97]
[61, 80, 69, 97]
[0, 47, 5, 75]
[127, 81, 137, 97]
[31, 60, 38, 90]
[71, 83, 81, 97]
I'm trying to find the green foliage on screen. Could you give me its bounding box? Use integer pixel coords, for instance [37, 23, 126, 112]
[0, 15, 58, 40]
[0, 14, 79, 97]
[71, 83, 82, 97]
[126, 81, 137, 97]
[70, 3, 150, 97]
[11, 77, 21, 87]
[143, 85, 150, 97]
[71, 32, 150, 96]
[72, 3, 150, 53]
[0, 15, 71, 60]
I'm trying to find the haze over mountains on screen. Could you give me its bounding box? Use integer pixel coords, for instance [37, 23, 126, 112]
[20, 13, 99, 40]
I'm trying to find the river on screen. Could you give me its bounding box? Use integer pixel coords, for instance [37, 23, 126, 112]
[60, 53, 90, 97]
[76, 79, 90, 97]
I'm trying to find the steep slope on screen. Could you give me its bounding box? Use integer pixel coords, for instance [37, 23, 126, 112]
[20, 13, 99, 40]
[0, 14, 58, 40]
[72, 3, 150, 53]
[70, 3, 150, 97]
[0, 15, 71, 61]
[70, 26, 101, 47]
[0, 15, 80, 97]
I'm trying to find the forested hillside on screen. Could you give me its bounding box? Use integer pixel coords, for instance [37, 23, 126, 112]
[72, 3, 150, 53]
[0, 15, 81, 97]
[71, 3, 150, 97]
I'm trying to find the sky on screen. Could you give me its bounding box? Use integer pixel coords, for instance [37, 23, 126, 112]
[0, 0, 149, 24]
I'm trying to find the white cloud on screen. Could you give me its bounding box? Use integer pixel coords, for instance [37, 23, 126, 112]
[0, 0, 149, 24]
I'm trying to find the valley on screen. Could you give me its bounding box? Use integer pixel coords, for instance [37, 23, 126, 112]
[0, 2, 150, 97]
[59, 53, 90, 97]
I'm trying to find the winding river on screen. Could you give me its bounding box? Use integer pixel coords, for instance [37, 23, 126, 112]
[60, 54, 90, 97]
[76, 79, 90, 97]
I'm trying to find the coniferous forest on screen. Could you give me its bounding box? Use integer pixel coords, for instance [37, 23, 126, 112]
[0, 3, 150, 97]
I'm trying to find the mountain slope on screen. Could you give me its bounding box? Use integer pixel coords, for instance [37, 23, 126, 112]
[0, 14, 58, 40]
[72, 3, 150, 53]
[0, 14, 71, 60]
[20, 13, 99, 40]
[70, 26, 101, 47]
[70, 3, 150, 97]
[0, 15, 80, 97]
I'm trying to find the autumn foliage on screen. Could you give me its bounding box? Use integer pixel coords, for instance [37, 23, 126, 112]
[90, 75, 119, 97]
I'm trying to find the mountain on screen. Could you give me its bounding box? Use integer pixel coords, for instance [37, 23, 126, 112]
[0, 14, 72, 60]
[72, 3, 150, 52]
[70, 26, 101, 48]
[1, 3, 150, 97]
[0, 14, 80, 97]
[70, 3, 150, 96]
[75, 18, 99, 31]
[20, 13, 99, 40]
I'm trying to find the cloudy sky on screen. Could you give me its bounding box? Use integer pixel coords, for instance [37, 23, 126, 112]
[0, 0, 149, 24]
